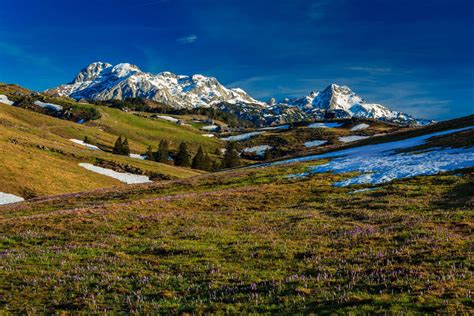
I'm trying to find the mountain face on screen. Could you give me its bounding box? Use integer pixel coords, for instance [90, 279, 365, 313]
[47, 62, 264, 108]
[275, 84, 430, 125]
[48, 62, 430, 126]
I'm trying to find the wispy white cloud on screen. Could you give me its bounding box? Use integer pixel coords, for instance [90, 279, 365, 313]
[177, 34, 198, 44]
[0, 42, 51, 67]
[347, 66, 392, 74]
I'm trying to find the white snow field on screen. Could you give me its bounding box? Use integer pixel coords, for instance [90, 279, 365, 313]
[78, 163, 151, 184]
[0, 192, 24, 205]
[201, 125, 219, 131]
[272, 127, 474, 186]
[33, 100, 63, 111]
[0, 94, 14, 105]
[304, 140, 328, 147]
[69, 139, 101, 150]
[202, 134, 215, 137]
[221, 131, 264, 141]
[260, 125, 290, 131]
[129, 153, 146, 160]
[155, 115, 179, 123]
[350, 123, 370, 131]
[243, 145, 272, 156]
[308, 122, 343, 128]
[338, 135, 370, 143]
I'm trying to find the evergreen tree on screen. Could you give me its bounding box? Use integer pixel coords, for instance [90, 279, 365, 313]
[203, 154, 212, 171]
[83, 135, 91, 144]
[174, 142, 191, 167]
[222, 142, 240, 169]
[113, 136, 123, 155]
[264, 148, 273, 161]
[121, 138, 130, 156]
[191, 146, 206, 170]
[145, 145, 154, 161]
[112, 136, 130, 156]
[155, 140, 169, 163]
[211, 160, 220, 172]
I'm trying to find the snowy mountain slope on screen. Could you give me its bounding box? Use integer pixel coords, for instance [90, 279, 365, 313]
[279, 84, 429, 125]
[47, 62, 265, 109]
[47, 62, 430, 126]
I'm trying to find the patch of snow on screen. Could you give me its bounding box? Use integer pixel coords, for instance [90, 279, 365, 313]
[0, 192, 24, 205]
[79, 163, 151, 184]
[155, 115, 179, 122]
[304, 140, 328, 148]
[129, 153, 146, 160]
[34, 100, 63, 111]
[0, 94, 14, 105]
[261, 125, 290, 131]
[268, 127, 474, 186]
[243, 145, 271, 156]
[202, 134, 215, 137]
[221, 131, 264, 141]
[201, 125, 219, 131]
[338, 135, 370, 143]
[308, 122, 343, 128]
[349, 188, 378, 194]
[350, 123, 369, 131]
[69, 139, 101, 150]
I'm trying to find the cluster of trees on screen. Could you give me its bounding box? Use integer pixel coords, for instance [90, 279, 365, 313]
[144, 140, 241, 171]
[110, 136, 241, 171]
[113, 136, 130, 156]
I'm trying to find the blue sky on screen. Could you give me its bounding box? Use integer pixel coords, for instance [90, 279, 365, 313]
[0, 0, 472, 120]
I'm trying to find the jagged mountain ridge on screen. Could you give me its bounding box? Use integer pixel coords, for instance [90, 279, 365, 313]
[273, 84, 429, 125]
[47, 62, 430, 126]
[47, 62, 264, 109]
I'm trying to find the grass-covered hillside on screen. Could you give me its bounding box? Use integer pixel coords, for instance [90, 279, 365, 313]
[0, 103, 207, 197]
[0, 84, 229, 198]
[0, 117, 472, 314]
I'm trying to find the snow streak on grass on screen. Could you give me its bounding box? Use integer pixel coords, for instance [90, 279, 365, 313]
[78, 163, 151, 184]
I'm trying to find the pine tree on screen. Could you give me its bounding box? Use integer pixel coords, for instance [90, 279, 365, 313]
[113, 136, 123, 155]
[203, 154, 212, 171]
[145, 145, 154, 161]
[264, 148, 273, 161]
[155, 140, 169, 163]
[191, 146, 206, 170]
[121, 138, 130, 156]
[222, 142, 240, 169]
[174, 142, 191, 167]
[211, 160, 220, 172]
[83, 136, 91, 144]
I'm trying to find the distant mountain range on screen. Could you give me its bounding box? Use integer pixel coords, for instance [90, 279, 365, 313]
[47, 62, 431, 126]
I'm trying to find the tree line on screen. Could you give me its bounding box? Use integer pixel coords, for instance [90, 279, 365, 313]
[111, 136, 240, 171]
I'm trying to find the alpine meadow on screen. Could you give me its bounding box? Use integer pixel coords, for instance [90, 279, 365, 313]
[0, 0, 473, 314]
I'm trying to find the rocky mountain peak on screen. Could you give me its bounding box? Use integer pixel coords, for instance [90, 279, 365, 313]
[72, 62, 112, 84]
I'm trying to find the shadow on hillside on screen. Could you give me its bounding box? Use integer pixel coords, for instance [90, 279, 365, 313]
[433, 176, 474, 210]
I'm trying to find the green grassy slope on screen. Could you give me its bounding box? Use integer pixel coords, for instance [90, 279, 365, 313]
[0, 103, 205, 197]
[0, 123, 472, 313]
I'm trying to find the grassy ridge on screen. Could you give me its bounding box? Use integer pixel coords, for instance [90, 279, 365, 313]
[0, 161, 472, 313]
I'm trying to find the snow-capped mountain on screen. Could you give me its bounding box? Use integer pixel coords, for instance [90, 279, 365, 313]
[47, 62, 265, 108]
[47, 62, 430, 126]
[276, 84, 429, 125]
